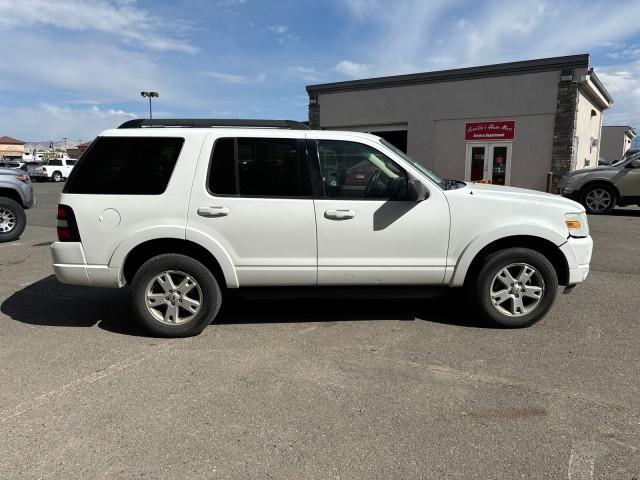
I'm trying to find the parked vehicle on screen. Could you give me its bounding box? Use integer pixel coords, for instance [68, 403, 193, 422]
[30, 158, 77, 182]
[0, 167, 35, 242]
[0, 161, 26, 170]
[51, 119, 592, 337]
[558, 152, 640, 214]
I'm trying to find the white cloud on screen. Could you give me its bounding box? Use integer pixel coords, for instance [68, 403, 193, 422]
[0, 103, 137, 141]
[268, 24, 298, 44]
[287, 66, 319, 81]
[0, 0, 197, 53]
[596, 64, 640, 127]
[336, 0, 640, 73]
[268, 24, 289, 34]
[0, 33, 180, 102]
[334, 60, 371, 79]
[203, 71, 267, 84]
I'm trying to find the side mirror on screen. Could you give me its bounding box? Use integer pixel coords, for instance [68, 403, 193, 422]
[407, 178, 429, 202]
[628, 159, 640, 168]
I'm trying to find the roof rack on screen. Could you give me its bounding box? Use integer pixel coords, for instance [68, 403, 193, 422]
[118, 119, 310, 130]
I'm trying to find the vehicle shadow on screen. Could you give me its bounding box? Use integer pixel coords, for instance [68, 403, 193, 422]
[0, 275, 152, 336]
[1, 275, 489, 337]
[608, 208, 640, 217]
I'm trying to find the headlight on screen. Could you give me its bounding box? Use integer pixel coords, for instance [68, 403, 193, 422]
[565, 212, 589, 238]
[15, 175, 29, 183]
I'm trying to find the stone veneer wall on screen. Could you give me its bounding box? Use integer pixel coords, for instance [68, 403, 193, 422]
[308, 94, 320, 129]
[550, 80, 579, 190]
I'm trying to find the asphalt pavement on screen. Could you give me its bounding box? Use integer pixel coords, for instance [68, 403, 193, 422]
[0, 182, 639, 479]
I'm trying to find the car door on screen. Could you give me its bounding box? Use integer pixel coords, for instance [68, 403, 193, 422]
[187, 132, 318, 286]
[616, 157, 640, 197]
[310, 135, 450, 285]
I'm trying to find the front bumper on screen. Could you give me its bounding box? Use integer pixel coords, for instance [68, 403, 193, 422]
[51, 242, 121, 288]
[559, 236, 593, 285]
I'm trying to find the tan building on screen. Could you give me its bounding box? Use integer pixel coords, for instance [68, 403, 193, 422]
[307, 54, 613, 191]
[0, 136, 25, 160]
[599, 126, 636, 163]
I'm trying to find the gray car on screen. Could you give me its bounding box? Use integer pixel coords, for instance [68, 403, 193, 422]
[558, 152, 640, 214]
[0, 167, 35, 242]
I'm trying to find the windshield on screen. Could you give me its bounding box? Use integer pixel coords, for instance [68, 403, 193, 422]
[379, 139, 447, 188]
[612, 152, 640, 167]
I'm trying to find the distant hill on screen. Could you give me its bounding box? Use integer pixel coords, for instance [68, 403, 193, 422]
[24, 139, 82, 151]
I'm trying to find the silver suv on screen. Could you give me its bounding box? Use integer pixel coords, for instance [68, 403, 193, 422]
[558, 152, 640, 214]
[0, 167, 35, 242]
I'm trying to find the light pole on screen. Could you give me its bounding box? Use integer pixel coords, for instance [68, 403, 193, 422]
[63, 137, 68, 151]
[140, 91, 159, 119]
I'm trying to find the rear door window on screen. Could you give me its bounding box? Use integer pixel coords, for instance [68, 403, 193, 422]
[64, 137, 184, 194]
[208, 137, 311, 197]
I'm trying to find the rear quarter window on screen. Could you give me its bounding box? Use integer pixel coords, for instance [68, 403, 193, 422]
[64, 137, 184, 194]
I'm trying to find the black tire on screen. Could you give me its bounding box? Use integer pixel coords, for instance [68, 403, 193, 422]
[467, 248, 558, 328]
[580, 183, 616, 214]
[131, 254, 222, 337]
[51, 171, 62, 182]
[0, 197, 27, 243]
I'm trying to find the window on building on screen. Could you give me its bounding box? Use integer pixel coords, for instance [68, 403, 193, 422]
[370, 130, 408, 153]
[208, 137, 309, 197]
[316, 140, 407, 200]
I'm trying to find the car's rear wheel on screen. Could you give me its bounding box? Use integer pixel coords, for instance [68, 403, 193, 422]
[0, 197, 27, 243]
[131, 254, 222, 337]
[581, 184, 616, 214]
[51, 171, 63, 182]
[467, 248, 558, 328]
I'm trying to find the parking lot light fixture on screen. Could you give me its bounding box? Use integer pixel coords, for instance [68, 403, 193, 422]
[140, 91, 159, 119]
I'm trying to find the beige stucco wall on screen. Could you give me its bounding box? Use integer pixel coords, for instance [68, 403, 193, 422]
[0, 143, 25, 157]
[433, 115, 555, 190]
[573, 90, 602, 170]
[317, 70, 561, 191]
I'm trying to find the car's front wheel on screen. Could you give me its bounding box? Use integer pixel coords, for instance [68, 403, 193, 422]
[581, 184, 616, 214]
[131, 254, 222, 337]
[467, 248, 558, 328]
[0, 197, 27, 243]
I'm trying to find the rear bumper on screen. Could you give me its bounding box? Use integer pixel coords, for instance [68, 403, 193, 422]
[559, 236, 593, 285]
[51, 242, 121, 288]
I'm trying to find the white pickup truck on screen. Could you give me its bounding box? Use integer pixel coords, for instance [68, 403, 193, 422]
[30, 157, 77, 182]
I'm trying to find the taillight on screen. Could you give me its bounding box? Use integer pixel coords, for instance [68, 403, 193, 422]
[57, 204, 81, 242]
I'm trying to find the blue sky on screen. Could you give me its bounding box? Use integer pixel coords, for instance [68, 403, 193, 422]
[1, 0, 640, 142]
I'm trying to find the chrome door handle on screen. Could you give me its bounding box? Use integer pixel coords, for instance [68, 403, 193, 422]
[324, 209, 356, 220]
[197, 206, 229, 217]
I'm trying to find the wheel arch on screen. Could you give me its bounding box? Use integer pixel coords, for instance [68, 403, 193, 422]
[121, 238, 234, 289]
[0, 187, 22, 206]
[579, 180, 623, 205]
[453, 235, 570, 287]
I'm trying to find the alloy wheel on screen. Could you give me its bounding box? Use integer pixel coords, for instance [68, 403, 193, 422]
[144, 270, 203, 325]
[489, 263, 545, 317]
[0, 207, 17, 233]
[585, 188, 612, 212]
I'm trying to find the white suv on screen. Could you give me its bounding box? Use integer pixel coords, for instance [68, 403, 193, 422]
[51, 119, 592, 337]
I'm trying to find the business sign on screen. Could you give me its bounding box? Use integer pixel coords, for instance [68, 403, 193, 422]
[465, 121, 515, 141]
